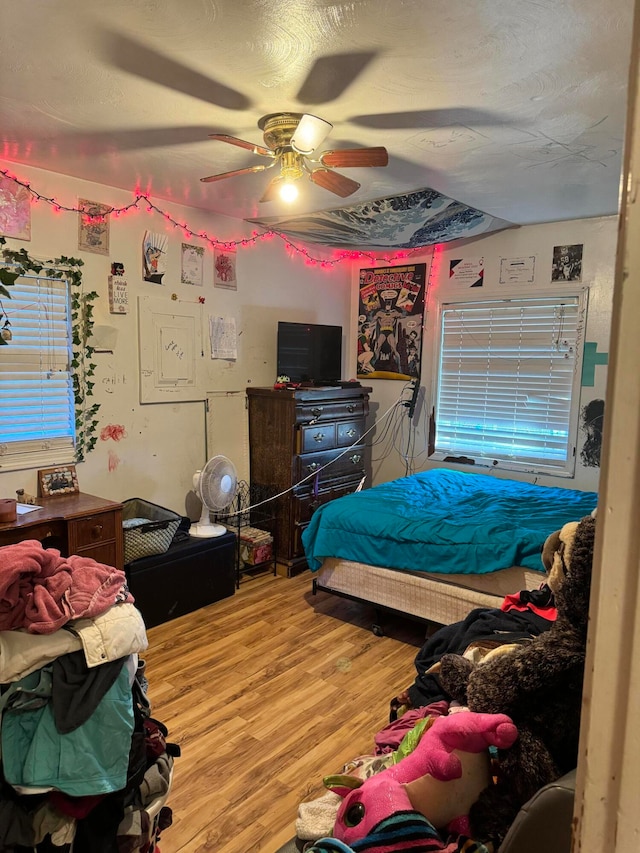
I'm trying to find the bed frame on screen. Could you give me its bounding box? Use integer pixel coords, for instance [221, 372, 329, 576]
[312, 557, 545, 631]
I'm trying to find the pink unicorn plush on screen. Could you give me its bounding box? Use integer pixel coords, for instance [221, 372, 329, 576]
[325, 711, 518, 850]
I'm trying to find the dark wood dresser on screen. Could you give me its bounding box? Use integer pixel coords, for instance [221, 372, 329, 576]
[246, 385, 372, 575]
[0, 492, 124, 570]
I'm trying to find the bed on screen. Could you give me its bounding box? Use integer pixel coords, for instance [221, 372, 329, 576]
[302, 468, 598, 628]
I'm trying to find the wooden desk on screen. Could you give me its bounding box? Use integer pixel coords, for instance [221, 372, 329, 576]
[0, 492, 124, 570]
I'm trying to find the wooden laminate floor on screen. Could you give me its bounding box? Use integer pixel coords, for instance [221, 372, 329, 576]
[143, 568, 426, 853]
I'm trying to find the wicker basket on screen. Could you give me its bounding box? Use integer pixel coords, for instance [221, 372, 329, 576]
[122, 498, 181, 565]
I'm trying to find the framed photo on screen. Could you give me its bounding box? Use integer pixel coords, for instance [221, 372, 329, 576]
[37, 465, 80, 497]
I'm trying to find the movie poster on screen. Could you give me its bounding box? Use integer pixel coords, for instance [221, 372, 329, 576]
[357, 263, 426, 381]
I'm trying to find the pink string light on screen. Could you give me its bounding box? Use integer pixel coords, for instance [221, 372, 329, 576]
[0, 168, 428, 267]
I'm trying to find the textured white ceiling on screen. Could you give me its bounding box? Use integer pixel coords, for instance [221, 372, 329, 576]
[0, 0, 634, 226]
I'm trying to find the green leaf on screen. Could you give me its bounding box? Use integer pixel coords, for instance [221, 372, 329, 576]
[0, 268, 19, 286]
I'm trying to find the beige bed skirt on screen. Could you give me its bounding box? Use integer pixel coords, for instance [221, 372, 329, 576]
[314, 557, 546, 627]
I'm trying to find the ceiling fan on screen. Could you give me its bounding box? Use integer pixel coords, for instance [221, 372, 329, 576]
[200, 112, 388, 202]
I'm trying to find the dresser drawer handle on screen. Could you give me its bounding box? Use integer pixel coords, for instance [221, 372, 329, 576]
[311, 406, 324, 418]
[349, 454, 362, 464]
[346, 404, 356, 413]
[306, 462, 320, 473]
[313, 432, 325, 442]
[90, 523, 104, 540]
[345, 428, 357, 438]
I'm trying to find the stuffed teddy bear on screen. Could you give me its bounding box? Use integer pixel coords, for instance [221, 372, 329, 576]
[434, 514, 596, 847]
[324, 711, 517, 851]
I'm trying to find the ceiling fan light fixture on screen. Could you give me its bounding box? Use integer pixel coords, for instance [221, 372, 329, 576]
[290, 113, 333, 155]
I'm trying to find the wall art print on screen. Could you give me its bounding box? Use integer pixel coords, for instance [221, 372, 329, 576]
[357, 263, 425, 381]
[249, 188, 513, 249]
[214, 247, 237, 290]
[181, 243, 204, 286]
[142, 230, 168, 284]
[449, 256, 484, 287]
[0, 174, 31, 241]
[552, 244, 583, 281]
[78, 199, 111, 255]
[580, 398, 604, 468]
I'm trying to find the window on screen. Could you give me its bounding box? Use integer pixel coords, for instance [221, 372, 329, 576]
[433, 293, 587, 475]
[0, 272, 75, 471]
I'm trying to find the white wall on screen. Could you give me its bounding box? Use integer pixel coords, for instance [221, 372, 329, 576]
[351, 216, 618, 492]
[0, 161, 351, 515]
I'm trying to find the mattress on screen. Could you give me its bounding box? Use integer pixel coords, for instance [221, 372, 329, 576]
[303, 468, 598, 575]
[314, 557, 545, 627]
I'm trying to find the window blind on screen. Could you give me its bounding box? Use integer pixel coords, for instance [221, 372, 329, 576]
[435, 296, 582, 471]
[0, 272, 75, 471]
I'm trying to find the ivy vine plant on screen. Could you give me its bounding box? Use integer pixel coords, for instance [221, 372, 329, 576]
[0, 235, 100, 461]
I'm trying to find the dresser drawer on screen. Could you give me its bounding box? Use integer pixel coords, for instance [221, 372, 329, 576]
[68, 512, 117, 547]
[299, 422, 337, 453]
[296, 398, 368, 424]
[293, 479, 363, 525]
[295, 446, 366, 485]
[336, 418, 366, 447]
[291, 479, 364, 557]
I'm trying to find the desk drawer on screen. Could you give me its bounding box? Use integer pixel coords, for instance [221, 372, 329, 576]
[0, 520, 65, 547]
[69, 512, 117, 547]
[75, 541, 119, 567]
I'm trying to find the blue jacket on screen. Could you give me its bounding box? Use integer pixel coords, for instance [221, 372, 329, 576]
[1, 661, 134, 796]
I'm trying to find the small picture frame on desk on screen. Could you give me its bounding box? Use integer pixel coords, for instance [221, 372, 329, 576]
[37, 465, 80, 497]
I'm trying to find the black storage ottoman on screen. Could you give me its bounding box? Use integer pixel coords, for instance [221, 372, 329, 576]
[125, 532, 236, 628]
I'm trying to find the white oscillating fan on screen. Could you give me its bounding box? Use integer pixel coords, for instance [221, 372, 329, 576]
[191, 455, 238, 537]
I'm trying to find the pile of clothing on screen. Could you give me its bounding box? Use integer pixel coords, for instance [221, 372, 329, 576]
[0, 539, 179, 852]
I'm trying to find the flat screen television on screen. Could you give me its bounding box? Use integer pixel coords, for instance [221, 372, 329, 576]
[277, 321, 342, 385]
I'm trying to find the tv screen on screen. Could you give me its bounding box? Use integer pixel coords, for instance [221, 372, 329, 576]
[277, 321, 342, 384]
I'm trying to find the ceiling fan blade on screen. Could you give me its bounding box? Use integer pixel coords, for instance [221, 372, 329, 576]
[309, 168, 360, 198]
[100, 29, 251, 111]
[200, 164, 272, 183]
[259, 176, 286, 203]
[349, 108, 513, 129]
[56, 126, 230, 155]
[209, 134, 275, 157]
[296, 52, 378, 105]
[320, 147, 388, 168]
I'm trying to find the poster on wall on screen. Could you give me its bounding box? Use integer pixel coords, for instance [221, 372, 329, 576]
[357, 263, 426, 381]
[78, 199, 111, 255]
[499, 255, 536, 284]
[142, 230, 168, 284]
[214, 247, 237, 289]
[0, 174, 31, 241]
[449, 256, 484, 287]
[181, 243, 204, 286]
[552, 244, 583, 281]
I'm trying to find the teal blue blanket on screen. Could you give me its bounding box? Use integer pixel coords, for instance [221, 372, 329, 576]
[302, 468, 597, 574]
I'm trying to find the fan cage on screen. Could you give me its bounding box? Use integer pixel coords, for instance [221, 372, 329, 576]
[199, 456, 237, 510]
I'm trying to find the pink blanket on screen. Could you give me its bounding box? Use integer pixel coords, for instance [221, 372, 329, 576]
[0, 540, 133, 634]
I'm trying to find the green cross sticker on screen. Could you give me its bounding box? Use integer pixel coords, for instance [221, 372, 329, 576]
[582, 342, 609, 387]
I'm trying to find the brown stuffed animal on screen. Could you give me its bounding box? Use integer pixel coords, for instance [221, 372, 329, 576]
[435, 514, 596, 847]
